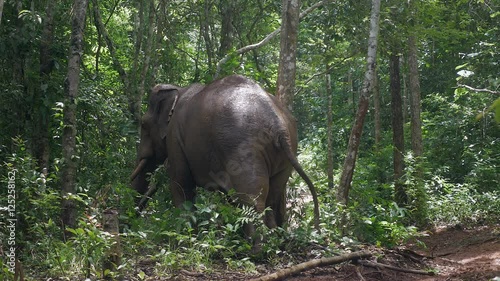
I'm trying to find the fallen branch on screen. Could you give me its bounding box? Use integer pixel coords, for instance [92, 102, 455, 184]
[249, 251, 372, 281]
[357, 260, 435, 276]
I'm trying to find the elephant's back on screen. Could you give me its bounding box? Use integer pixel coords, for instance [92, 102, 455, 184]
[179, 75, 297, 181]
[199, 76, 288, 144]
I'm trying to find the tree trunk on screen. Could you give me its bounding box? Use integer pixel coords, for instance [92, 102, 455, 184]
[218, 0, 233, 59]
[408, 35, 423, 159]
[202, 0, 216, 76]
[347, 71, 354, 115]
[389, 53, 406, 205]
[137, 0, 155, 113]
[129, 0, 144, 129]
[337, 0, 381, 204]
[61, 0, 89, 231]
[408, 26, 427, 225]
[276, 0, 300, 110]
[33, 0, 56, 174]
[92, 0, 140, 128]
[402, 62, 408, 122]
[152, 0, 168, 81]
[325, 72, 334, 189]
[0, 0, 4, 26]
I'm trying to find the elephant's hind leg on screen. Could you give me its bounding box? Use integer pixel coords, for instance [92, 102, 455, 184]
[230, 174, 270, 252]
[268, 167, 292, 227]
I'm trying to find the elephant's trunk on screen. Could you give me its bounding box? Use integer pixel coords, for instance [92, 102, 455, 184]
[130, 158, 148, 181]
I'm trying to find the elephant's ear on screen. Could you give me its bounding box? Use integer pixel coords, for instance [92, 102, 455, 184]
[152, 84, 179, 140]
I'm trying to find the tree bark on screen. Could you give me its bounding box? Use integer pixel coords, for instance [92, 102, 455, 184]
[61, 0, 89, 231]
[337, 0, 381, 204]
[390, 53, 406, 205]
[276, 0, 300, 110]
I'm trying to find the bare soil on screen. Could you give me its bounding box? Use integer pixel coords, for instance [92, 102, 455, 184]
[142, 225, 500, 281]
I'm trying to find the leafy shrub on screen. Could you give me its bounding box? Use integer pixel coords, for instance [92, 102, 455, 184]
[426, 176, 500, 226]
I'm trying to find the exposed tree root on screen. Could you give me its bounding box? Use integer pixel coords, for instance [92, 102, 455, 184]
[357, 260, 435, 275]
[249, 251, 372, 281]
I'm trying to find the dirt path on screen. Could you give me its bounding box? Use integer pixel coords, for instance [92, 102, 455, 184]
[411, 225, 500, 281]
[285, 225, 500, 281]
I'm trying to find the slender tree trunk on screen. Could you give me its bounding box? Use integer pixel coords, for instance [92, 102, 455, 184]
[408, 35, 423, 159]
[0, 0, 4, 26]
[152, 0, 168, 81]
[373, 67, 381, 147]
[202, 0, 215, 75]
[33, 0, 56, 174]
[129, 0, 144, 129]
[137, 0, 155, 111]
[337, 0, 381, 204]
[325, 72, 334, 189]
[389, 53, 406, 205]
[92, 0, 127, 85]
[218, 0, 233, 59]
[61, 0, 89, 231]
[347, 71, 354, 115]
[92, 0, 138, 128]
[402, 62, 408, 122]
[277, 0, 300, 110]
[408, 32, 427, 225]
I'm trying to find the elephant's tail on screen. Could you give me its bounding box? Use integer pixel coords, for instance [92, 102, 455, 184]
[278, 135, 320, 231]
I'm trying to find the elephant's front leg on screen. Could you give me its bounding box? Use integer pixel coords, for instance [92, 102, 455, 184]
[167, 152, 196, 207]
[169, 178, 196, 207]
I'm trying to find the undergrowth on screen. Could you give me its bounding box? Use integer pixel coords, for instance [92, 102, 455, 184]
[1, 139, 498, 279]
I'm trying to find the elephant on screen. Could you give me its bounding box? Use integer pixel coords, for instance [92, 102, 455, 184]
[130, 75, 320, 247]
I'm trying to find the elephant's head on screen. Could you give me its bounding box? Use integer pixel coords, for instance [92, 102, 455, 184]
[130, 84, 180, 199]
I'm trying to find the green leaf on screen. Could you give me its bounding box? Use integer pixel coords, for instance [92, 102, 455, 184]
[198, 220, 209, 227]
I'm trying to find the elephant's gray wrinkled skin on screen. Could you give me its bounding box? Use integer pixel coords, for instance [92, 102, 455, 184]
[131, 75, 319, 246]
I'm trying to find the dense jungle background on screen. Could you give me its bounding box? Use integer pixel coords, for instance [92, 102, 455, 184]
[0, 0, 499, 280]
